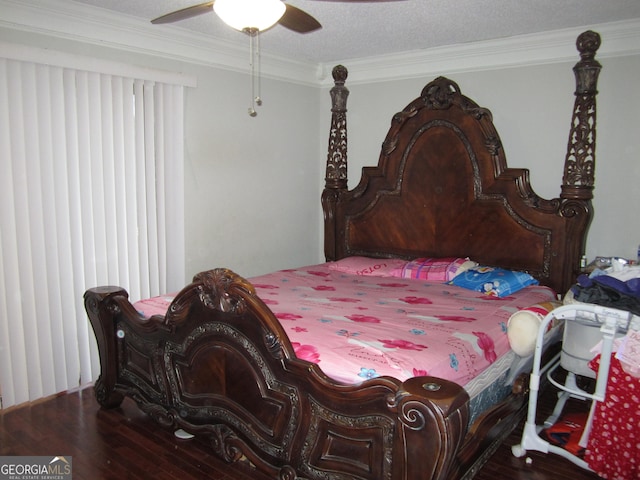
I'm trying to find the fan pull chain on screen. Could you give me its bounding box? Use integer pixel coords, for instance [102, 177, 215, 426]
[256, 31, 263, 107]
[247, 28, 262, 117]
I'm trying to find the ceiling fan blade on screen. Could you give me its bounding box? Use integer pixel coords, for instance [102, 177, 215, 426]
[151, 1, 214, 24]
[278, 3, 322, 33]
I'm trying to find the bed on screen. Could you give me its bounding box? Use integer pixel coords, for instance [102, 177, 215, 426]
[84, 30, 601, 480]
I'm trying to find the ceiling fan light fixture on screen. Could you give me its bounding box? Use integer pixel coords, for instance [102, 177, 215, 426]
[214, 0, 286, 32]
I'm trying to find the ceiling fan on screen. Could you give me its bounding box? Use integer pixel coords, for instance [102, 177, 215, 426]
[152, 0, 400, 116]
[151, 0, 400, 34]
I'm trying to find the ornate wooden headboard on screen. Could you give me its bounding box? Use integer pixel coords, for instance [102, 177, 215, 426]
[322, 31, 601, 295]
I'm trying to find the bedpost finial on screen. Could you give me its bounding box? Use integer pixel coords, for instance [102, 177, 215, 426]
[573, 30, 602, 95]
[332, 65, 348, 85]
[576, 30, 601, 61]
[330, 65, 349, 114]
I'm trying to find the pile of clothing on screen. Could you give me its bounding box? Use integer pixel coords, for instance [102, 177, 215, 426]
[572, 264, 640, 316]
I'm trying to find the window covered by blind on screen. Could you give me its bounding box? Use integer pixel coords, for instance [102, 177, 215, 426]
[0, 55, 186, 409]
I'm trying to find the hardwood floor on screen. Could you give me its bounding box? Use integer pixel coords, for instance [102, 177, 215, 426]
[0, 386, 602, 479]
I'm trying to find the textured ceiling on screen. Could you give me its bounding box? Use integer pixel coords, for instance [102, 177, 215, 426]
[69, 0, 640, 63]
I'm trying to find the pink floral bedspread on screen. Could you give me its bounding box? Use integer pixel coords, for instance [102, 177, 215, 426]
[134, 264, 555, 385]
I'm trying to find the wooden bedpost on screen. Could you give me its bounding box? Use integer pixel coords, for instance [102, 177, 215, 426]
[559, 30, 602, 286]
[84, 286, 128, 409]
[322, 65, 349, 261]
[561, 30, 602, 200]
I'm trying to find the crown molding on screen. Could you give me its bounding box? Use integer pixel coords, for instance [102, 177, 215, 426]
[1, 0, 639, 87]
[0, 40, 198, 86]
[317, 18, 640, 85]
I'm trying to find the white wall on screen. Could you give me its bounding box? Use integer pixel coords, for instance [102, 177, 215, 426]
[181, 64, 324, 279]
[324, 54, 640, 264]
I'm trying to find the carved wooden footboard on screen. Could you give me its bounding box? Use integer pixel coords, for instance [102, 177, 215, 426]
[86, 269, 470, 480]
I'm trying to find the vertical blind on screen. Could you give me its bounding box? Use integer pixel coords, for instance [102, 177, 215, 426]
[0, 57, 185, 409]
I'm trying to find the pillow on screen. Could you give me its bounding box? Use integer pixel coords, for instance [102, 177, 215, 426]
[450, 265, 539, 297]
[392, 257, 477, 282]
[507, 301, 561, 356]
[327, 256, 408, 277]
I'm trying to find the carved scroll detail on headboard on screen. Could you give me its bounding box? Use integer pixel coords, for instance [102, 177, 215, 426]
[325, 65, 349, 190]
[421, 77, 494, 121]
[561, 30, 601, 200]
[421, 76, 459, 110]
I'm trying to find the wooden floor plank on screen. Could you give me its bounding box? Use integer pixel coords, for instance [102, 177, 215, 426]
[1, 386, 603, 479]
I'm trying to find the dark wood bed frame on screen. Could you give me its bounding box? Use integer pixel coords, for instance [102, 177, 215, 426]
[84, 31, 601, 480]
